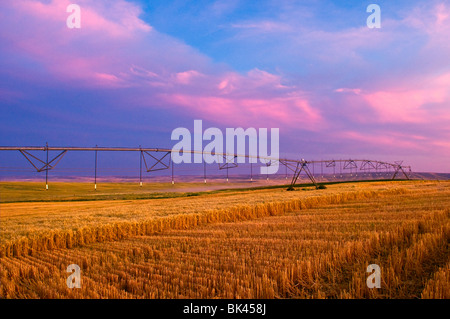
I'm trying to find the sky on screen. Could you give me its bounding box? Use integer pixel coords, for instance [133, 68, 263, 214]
[0, 0, 449, 174]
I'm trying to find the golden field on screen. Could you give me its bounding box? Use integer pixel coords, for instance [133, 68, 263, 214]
[0, 180, 449, 298]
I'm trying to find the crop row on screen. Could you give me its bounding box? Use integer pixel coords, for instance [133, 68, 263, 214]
[1, 187, 448, 298]
[0, 188, 409, 258]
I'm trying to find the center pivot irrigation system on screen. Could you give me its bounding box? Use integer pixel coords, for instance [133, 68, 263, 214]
[0, 144, 412, 191]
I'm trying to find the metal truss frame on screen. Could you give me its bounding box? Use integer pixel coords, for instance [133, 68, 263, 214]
[141, 150, 171, 172]
[0, 145, 412, 190]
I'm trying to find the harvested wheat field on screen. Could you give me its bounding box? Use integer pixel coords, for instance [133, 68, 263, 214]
[0, 180, 449, 298]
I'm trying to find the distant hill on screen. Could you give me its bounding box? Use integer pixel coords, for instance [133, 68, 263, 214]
[1, 172, 449, 182]
[409, 172, 450, 180]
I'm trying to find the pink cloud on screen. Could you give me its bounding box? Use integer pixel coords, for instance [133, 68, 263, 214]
[361, 73, 450, 123]
[436, 4, 449, 26]
[339, 131, 427, 151]
[402, 3, 450, 58]
[404, 3, 450, 33]
[11, 0, 151, 37]
[363, 90, 435, 123]
[0, 0, 156, 89]
[215, 68, 291, 95]
[432, 140, 450, 150]
[159, 93, 321, 129]
[1, 1, 323, 129]
[126, 65, 323, 129]
[335, 88, 362, 95]
[174, 70, 205, 85]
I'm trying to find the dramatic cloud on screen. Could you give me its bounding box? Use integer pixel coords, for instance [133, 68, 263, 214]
[0, 0, 321, 128]
[0, 0, 449, 172]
